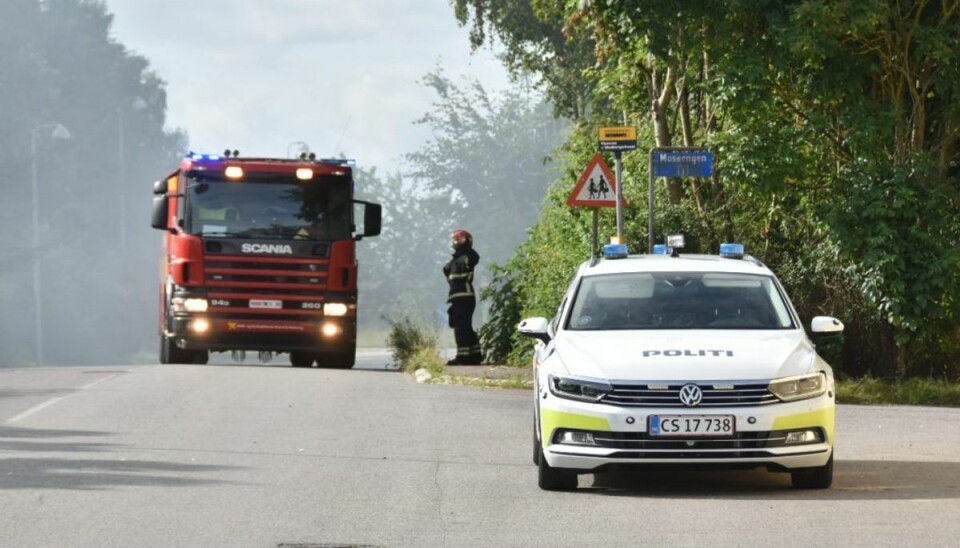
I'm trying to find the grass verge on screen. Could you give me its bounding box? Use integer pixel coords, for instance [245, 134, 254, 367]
[836, 377, 960, 407]
[386, 315, 531, 389]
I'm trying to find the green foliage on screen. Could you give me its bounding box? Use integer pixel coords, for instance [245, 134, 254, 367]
[452, 0, 601, 119]
[478, 262, 523, 364]
[404, 346, 447, 378]
[837, 377, 960, 407]
[386, 316, 439, 369]
[0, 0, 184, 366]
[461, 0, 960, 379]
[406, 68, 567, 269]
[355, 167, 451, 328]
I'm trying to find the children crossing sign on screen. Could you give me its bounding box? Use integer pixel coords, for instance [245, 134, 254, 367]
[567, 154, 626, 208]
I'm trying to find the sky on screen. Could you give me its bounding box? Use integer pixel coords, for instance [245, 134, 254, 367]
[105, 0, 511, 174]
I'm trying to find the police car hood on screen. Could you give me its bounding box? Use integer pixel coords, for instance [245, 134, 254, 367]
[554, 329, 814, 381]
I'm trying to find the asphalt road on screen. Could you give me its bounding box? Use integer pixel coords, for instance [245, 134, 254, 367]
[2, 350, 960, 547]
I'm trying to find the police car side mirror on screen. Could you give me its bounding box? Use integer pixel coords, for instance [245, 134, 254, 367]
[810, 316, 844, 338]
[518, 317, 551, 344]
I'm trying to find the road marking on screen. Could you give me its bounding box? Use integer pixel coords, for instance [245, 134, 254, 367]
[5, 373, 121, 424]
[6, 397, 66, 424]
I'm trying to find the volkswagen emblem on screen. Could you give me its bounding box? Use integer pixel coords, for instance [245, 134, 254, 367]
[678, 384, 703, 407]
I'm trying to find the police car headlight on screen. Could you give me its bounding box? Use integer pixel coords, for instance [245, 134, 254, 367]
[548, 374, 612, 403]
[769, 372, 827, 402]
[172, 297, 208, 313]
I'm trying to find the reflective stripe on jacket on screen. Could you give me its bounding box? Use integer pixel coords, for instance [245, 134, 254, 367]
[444, 247, 480, 302]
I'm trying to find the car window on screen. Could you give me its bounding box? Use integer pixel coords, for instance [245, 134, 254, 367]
[566, 271, 795, 330]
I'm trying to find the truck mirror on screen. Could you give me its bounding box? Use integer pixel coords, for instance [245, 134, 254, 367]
[151, 195, 169, 230]
[153, 179, 168, 195]
[352, 200, 381, 239]
[363, 202, 382, 237]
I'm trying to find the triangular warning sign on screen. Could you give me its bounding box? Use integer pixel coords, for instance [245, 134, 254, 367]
[567, 154, 625, 208]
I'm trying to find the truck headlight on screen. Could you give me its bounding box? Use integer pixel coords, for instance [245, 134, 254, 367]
[548, 374, 612, 403]
[172, 297, 208, 313]
[323, 302, 348, 316]
[769, 372, 827, 402]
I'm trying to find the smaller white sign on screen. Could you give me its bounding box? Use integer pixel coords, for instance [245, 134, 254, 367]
[249, 299, 282, 310]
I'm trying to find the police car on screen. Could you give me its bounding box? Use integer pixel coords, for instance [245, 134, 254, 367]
[519, 242, 843, 490]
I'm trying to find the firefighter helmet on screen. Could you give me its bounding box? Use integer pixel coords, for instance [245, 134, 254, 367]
[451, 229, 473, 249]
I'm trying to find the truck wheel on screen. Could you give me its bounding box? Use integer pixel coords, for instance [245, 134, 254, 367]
[289, 352, 315, 368]
[791, 453, 833, 489]
[160, 335, 191, 364]
[319, 352, 355, 369]
[192, 351, 209, 365]
[537, 446, 577, 491]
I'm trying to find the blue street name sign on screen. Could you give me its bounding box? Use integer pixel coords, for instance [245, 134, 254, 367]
[652, 150, 714, 177]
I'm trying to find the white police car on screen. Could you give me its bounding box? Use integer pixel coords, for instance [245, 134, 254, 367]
[519, 243, 843, 490]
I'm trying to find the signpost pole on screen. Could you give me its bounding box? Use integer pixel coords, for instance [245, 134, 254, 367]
[614, 150, 624, 242]
[648, 148, 655, 253]
[591, 208, 598, 258]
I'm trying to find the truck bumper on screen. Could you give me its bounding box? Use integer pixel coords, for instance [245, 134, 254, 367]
[169, 316, 356, 354]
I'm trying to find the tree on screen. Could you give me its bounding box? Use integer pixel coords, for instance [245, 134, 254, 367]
[405, 69, 567, 270]
[0, 0, 184, 366]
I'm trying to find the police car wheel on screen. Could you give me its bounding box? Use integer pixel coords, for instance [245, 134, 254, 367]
[790, 454, 833, 489]
[532, 416, 540, 466]
[538, 447, 577, 491]
[289, 352, 315, 368]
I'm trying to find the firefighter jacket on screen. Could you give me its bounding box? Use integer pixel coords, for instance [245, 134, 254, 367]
[443, 245, 480, 302]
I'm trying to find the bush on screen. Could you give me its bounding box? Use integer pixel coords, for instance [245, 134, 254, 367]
[386, 315, 438, 367]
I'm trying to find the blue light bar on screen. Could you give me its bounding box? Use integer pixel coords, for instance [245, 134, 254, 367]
[186, 152, 223, 161]
[603, 243, 629, 259]
[652, 244, 672, 255]
[719, 242, 745, 259]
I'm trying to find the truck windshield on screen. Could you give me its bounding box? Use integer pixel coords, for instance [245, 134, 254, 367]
[184, 175, 351, 241]
[566, 272, 796, 330]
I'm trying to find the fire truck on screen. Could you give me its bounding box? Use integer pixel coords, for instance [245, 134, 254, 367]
[150, 151, 381, 368]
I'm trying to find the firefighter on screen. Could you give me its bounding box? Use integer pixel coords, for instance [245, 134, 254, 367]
[443, 229, 483, 365]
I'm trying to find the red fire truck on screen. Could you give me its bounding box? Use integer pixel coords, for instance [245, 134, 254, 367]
[150, 151, 381, 368]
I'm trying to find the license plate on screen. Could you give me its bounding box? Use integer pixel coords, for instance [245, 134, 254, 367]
[649, 415, 735, 437]
[249, 299, 282, 310]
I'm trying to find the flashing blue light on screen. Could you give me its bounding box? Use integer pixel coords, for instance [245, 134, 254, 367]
[185, 152, 223, 161]
[719, 242, 745, 259]
[652, 244, 673, 255]
[603, 243, 629, 259]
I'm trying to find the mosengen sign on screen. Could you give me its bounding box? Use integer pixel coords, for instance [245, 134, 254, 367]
[652, 150, 714, 178]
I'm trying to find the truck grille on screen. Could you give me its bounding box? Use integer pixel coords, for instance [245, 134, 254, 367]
[601, 383, 777, 408]
[204, 254, 331, 321]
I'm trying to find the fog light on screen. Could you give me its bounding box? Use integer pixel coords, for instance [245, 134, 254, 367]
[785, 430, 820, 444]
[557, 431, 598, 446]
[191, 318, 210, 334]
[321, 322, 341, 337]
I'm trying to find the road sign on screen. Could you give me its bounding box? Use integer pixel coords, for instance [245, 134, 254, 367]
[568, 154, 625, 208]
[598, 126, 637, 152]
[652, 149, 714, 177]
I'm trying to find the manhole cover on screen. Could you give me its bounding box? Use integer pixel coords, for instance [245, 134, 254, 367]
[279, 544, 384, 548]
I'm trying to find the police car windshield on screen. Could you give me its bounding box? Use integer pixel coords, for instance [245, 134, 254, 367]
[184, 175, 351, 241]
[566, 272, 795, 330]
